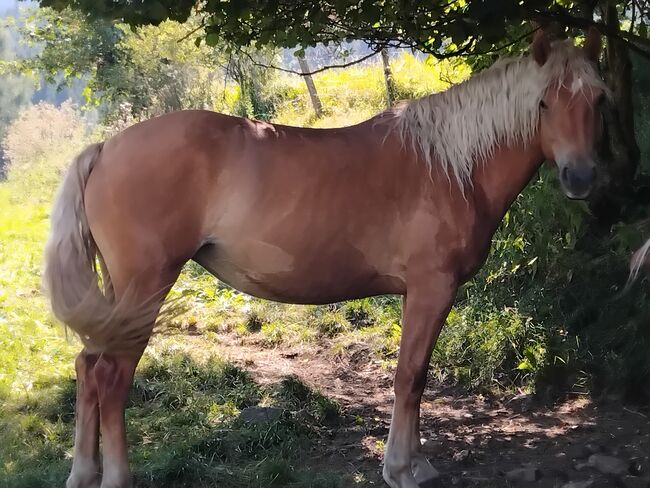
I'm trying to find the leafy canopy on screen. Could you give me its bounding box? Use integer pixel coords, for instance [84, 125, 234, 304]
[34, 0, 650, 66]
[17, 2, 593, 51]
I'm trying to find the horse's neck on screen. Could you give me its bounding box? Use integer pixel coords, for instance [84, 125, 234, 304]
[472, 136, 545, 224]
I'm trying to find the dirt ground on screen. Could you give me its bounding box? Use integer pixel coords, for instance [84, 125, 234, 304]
[208, 334, 650, 488]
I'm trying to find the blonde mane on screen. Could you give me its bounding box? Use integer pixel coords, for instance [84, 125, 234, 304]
[393, 40, 606, 186]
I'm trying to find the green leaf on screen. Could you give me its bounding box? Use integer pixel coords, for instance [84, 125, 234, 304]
[147, 1, 169, 23]
[205, 33, 220, 47]
[517, 359, 532, 370]
[81, 85, 93, 103]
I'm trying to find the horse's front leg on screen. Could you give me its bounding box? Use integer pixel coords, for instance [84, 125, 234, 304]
[383, 274, 457, 488]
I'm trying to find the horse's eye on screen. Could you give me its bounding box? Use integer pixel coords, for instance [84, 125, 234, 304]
[539, 100, 548, 110]
[596, 93, 606, 107]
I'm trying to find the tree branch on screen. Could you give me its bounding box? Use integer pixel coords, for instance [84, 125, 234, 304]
[177, 19, 205, 43]
[530, 7, 650, 60]
[412, 29, 535, 60]
[237, 46, 384, 76]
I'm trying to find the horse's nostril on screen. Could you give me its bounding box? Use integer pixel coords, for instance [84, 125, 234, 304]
[561, 166, 569, 182]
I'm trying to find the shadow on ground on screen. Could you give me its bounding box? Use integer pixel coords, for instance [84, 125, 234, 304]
[211, 334, 650, 488]
[2, 336, 649, 488]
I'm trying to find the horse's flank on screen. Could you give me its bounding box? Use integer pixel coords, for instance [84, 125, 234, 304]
[87, 109, 436, 304]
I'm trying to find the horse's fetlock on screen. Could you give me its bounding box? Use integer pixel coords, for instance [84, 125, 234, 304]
[66, 459, 100, 488]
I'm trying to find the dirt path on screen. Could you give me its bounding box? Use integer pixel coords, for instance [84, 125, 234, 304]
[199, 334, 650, 487]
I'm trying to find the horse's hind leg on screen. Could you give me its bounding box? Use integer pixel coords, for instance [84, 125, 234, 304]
[67, 351, 101, 488]
[68, 350, 143, 488]
[94, 263, 182, 488]
[95, 351, 143, 488]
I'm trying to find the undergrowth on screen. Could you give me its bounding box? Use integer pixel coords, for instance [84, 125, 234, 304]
[1, 348, 347, 487]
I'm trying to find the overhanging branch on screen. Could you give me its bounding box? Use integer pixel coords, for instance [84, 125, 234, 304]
[237, 45, 384, 76]
[530, 8, 650, 61]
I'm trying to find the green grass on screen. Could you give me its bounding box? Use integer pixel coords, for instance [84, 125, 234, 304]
[1, 348, 348, 487]
[124, 352, 343, 488]
[0, 174, 77, 487]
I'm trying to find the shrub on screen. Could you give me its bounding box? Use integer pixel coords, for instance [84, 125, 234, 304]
[436, 305, 552, 391]
[2, 101, 88, 175]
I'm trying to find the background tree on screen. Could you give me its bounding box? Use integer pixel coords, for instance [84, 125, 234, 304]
[380, 48, 397, 107]
[33, 0, 650, 218]
[0, 19, 34, 175]
[10, 7, 282, 125]
[297, 54, 323, 118]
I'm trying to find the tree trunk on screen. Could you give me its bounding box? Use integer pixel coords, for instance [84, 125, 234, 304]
[589, 3, 641, 222]
[381, 48, 397, 107]
[297, 55, 323, 118]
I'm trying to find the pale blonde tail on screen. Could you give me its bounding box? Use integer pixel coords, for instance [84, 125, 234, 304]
[627, 238, 650, 288]
[43, 143, 160, 353]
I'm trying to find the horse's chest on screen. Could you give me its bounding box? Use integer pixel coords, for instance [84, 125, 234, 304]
[455, 215, 497, 282]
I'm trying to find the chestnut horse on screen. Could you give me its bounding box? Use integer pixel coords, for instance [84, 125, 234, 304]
[44, 30, 605, 488]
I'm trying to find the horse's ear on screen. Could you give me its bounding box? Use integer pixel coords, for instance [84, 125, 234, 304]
[584, 26, 602, 62]
[532, 29, 551, 66]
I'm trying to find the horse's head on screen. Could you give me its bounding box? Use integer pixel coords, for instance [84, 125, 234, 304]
[533, 28, 605, 200]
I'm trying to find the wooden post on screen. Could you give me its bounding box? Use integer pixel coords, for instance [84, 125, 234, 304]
[297, 55, 323, 118]
[381, 48, 397, 107]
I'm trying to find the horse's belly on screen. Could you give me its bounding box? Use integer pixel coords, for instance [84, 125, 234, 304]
[192, 240, 404, 304]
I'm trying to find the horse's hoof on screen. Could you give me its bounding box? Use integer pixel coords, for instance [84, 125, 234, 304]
[411, 455, 440, 487]
[382, 465, 421, 488]
[66, 473, 100, 488]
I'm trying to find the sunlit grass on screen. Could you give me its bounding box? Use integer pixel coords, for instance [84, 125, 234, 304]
[0, 182, 77, 397]
[0, 175, 78, 487]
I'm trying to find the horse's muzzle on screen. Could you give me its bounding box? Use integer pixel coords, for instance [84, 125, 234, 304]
[559, 159, 597, 200]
